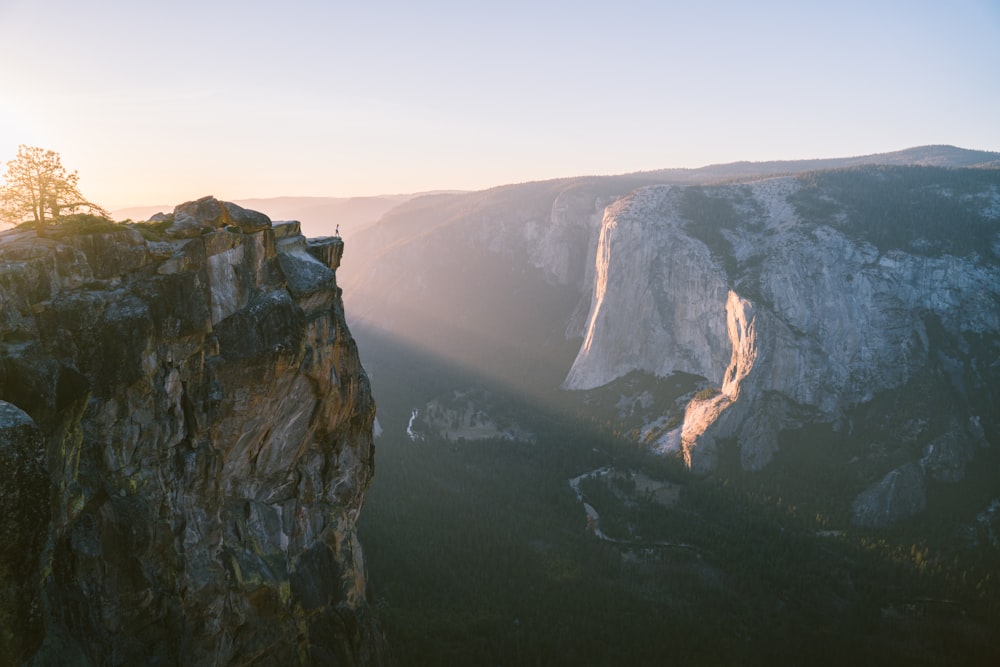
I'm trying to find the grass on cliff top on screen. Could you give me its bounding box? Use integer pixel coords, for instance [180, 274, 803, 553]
[16, 213, 175, 241]
[127, 216, 174, 241]
[19, 213, 121, 238]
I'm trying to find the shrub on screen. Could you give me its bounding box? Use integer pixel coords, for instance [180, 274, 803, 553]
[130, 217, 174, 242]
[693, 387, 719, 401]
[45, 213, 120, 237]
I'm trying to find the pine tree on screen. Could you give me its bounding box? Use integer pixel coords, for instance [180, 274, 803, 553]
[0, 145, 107, 225]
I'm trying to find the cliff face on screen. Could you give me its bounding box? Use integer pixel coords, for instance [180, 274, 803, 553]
[565, 172, 1000, 523]
[0, 198, 387, 665]
[336, 154, 999, 528]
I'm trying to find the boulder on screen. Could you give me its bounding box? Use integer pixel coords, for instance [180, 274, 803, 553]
[167, 196, 271, 238]
[851, 463, 927, 528]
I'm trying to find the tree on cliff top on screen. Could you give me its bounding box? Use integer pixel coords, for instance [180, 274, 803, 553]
[0, 145, 108, 225]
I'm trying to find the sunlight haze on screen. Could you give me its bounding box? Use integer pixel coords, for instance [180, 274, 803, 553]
[1, 0, 998, 209]
[3, 3, 1000, 663]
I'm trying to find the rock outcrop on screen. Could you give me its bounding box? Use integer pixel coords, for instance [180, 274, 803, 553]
[851, 463, 928, 528]
[0, 197, 388, 665]
[566, 173, 1000, 490]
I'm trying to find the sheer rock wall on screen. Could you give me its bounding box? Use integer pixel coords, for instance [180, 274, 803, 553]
[566, 179, 999, 502]
[0, 197, 388, 665]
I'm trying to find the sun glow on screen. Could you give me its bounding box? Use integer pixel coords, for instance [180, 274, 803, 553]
[0, 102, 41, 174]
[0, 2, 997, 209]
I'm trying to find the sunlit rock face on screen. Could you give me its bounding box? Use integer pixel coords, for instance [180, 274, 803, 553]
[563, 186, 730, 391]
[566, 174, 1000, 487]
[0, 198, 388, 665]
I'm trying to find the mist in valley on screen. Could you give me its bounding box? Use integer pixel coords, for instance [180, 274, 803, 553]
[328, 148, 1000, 665]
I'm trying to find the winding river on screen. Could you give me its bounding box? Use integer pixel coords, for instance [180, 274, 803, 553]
[568, 467, 703, 554]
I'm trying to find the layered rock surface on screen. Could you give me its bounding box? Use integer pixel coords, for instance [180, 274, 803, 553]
[0, 197, 387, 665]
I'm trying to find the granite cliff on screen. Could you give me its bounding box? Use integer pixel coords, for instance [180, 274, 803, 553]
[565, 169, 1000, 524]
[0, 198, 388, 665]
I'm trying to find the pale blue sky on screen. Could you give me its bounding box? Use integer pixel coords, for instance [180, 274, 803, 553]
[1, 0, 998, 208]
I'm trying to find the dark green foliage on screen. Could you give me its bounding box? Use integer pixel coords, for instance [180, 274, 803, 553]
[790, 166, 1000, 257]
[692, 387, 718, 401]
[568, 370, 702, 445]
[17, 212, 176, 242]
[356, 329, 1000, 666]
[129, 216, 174, 241]
[360, 404, 732, 665]
[675, 185, 741, 276]
[22, 212, 120, 237]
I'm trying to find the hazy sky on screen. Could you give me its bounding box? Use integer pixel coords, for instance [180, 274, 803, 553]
[1, 0, 998, 209]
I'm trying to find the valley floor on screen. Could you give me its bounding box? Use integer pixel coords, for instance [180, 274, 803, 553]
[354, 327, 1000, 666]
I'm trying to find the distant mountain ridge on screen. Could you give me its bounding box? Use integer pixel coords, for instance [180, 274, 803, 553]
[110, 145, 998, 235]
[637, 144, 1000, 182]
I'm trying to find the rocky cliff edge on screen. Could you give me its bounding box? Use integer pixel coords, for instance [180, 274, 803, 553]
[0, 197, 389, 665]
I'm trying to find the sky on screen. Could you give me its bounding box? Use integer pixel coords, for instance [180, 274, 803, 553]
[1, 0, 998, 209]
